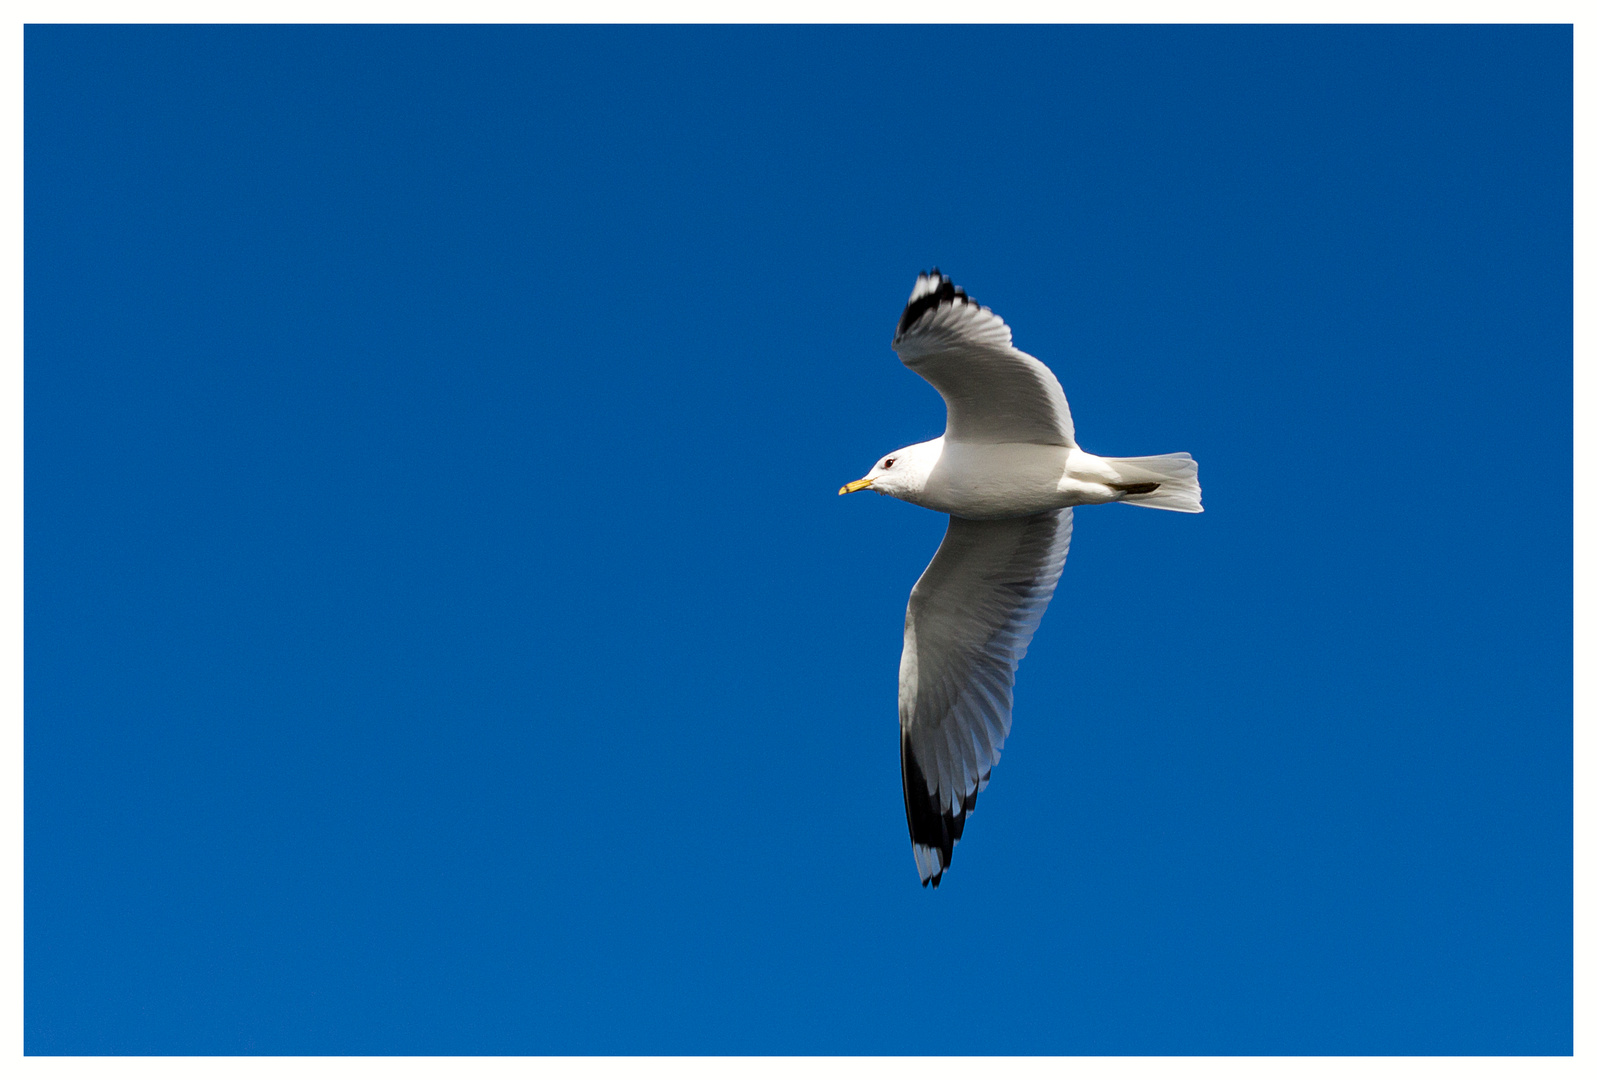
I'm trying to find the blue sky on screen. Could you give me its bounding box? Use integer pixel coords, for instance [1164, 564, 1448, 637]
[26, 25, 1570, 1054]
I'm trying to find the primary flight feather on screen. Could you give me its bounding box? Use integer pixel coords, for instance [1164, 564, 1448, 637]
[841, 270, 1202, 887]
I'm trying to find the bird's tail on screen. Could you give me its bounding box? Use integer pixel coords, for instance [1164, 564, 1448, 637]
[1103, 452, 1203, 513]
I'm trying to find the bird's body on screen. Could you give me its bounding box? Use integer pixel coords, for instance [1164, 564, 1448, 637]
[863, 437, 1189, 520]
[842, 270, 1202, 887]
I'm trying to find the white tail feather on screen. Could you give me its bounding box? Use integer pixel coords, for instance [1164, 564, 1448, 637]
[1106, 452, 1203, 513]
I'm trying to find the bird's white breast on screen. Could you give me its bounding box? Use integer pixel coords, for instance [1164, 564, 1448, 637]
[917, 441, 1074, 520]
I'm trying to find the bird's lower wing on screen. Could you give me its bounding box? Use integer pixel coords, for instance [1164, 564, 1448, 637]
[899, 508, 1073, 886]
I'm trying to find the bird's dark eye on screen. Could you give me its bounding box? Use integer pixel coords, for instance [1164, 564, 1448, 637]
[883, 457, 896, 469]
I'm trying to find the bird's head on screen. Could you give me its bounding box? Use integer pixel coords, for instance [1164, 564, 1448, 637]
[838, 437, 942, 501]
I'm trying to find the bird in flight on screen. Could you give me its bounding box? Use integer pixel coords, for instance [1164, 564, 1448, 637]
[840, 270, 1202, 887]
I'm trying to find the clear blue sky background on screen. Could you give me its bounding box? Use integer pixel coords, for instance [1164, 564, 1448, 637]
[26, 25, 1570, 1054]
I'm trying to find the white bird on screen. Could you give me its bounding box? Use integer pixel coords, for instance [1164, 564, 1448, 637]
[840, 270, 1202, 887]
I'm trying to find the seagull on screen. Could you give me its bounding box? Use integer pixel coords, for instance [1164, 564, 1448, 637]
[840, 270, 1202, 887]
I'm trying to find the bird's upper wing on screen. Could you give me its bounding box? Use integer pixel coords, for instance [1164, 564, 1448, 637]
[892, 270, 1076, 447]
[899, 508, 1073, 886]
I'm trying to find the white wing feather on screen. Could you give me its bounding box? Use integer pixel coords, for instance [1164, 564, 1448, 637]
[892, 271, 1076, 447]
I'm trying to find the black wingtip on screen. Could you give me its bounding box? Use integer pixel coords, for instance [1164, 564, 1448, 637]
[902, 731, 984, 888]
[894, 269, 978, 341]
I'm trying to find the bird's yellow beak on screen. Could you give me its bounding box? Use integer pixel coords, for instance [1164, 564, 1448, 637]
[838, 477, 875, 495]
